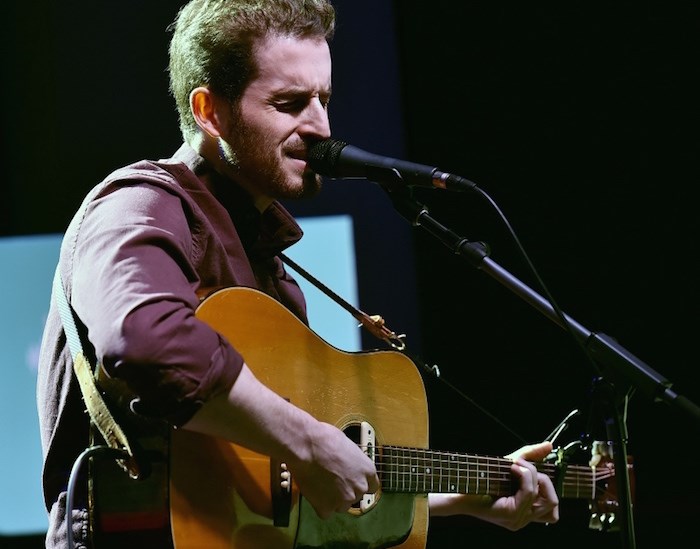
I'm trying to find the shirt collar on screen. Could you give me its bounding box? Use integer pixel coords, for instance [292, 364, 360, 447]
[174, 143, 304, 259]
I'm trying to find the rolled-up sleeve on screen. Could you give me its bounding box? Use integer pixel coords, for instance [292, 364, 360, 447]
[70, 180, 242, 426]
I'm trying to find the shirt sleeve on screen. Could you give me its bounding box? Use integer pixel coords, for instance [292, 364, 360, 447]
[70, 180, 243, 426]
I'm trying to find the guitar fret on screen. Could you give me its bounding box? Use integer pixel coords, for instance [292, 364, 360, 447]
[456, 453, 461, 494]
[455, 453, 465, 494]
[475, 456, 481, 494]
[428, 451, 434, 493]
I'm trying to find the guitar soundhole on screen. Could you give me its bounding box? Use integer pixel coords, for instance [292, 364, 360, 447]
[343, 424, 362, 444]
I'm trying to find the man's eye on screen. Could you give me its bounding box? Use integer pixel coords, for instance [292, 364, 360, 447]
[276, 100, 305, 113]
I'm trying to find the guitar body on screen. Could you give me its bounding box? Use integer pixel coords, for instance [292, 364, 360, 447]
[170, 287, 430, 548]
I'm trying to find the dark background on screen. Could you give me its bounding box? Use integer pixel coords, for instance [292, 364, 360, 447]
[3, 1, 698, 548]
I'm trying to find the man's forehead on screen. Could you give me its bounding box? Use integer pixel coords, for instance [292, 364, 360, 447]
[250, 34, 332, 91]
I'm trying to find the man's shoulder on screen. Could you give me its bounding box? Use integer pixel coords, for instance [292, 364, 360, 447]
[100, 143, 202, 196]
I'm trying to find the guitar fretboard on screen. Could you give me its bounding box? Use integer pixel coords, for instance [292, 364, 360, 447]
[375, 446, 613, 500]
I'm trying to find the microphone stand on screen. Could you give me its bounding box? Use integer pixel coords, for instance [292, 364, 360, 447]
[385, 186, 700, 549]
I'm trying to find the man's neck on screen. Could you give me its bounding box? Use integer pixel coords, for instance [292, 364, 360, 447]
[188, 134, 273, 213]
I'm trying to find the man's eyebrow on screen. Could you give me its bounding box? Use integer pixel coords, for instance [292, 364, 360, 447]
[271, 83, 332, 97]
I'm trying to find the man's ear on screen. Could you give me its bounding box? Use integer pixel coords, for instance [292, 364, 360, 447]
[190, 86, 225, 138]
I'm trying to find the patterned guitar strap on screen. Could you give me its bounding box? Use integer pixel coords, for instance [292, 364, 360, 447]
[52, 266, 143, 480]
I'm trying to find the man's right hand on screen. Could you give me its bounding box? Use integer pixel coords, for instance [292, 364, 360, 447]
[286, 420, 380, 519]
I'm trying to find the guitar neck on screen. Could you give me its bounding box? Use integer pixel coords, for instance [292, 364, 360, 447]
[377, 446, 609, 500]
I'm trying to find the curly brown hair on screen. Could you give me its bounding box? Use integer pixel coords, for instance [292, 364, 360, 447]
[168, 0, 336, 140]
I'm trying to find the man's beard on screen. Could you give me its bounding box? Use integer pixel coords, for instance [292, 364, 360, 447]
[217, 137, 240, 170]
[218, 122, 322, 201]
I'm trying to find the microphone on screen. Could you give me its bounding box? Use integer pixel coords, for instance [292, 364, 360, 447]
[307, 138, 477, 192]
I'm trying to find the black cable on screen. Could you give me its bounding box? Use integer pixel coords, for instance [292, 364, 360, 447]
[66, 445, 129, 549]
[472, 185, 605, 378]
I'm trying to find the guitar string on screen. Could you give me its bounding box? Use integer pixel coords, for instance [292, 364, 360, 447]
[371, 460, 613, 498]
[361, 444, 607, 476]
[353, 444, 614, 497]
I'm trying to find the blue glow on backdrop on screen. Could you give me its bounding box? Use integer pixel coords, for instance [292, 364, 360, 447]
[0, 215, 358, 535]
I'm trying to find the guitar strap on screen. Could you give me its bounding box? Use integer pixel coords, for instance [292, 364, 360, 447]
[52, 267, 143, 479]
[279, 252, 407, 351]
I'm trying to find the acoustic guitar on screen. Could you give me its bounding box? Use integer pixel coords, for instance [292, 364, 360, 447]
[90, 286, 628, 548]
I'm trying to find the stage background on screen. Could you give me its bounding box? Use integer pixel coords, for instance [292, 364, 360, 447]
[2, 1, 698, 548]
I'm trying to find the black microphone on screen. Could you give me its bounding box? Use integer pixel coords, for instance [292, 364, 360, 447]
[307, 138, 477, 192]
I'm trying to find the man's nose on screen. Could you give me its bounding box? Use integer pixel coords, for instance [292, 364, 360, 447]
[299, 97, 331, 139]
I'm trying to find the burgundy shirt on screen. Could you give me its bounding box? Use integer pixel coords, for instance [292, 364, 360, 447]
[36, 143, 307, 547]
